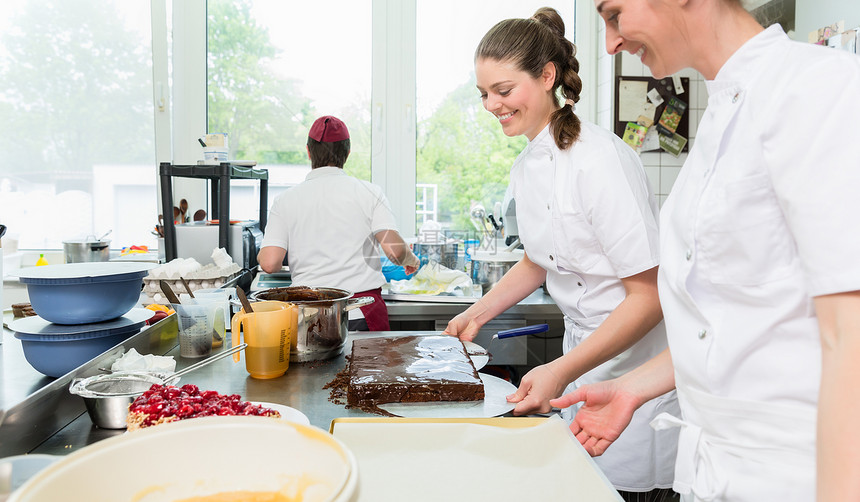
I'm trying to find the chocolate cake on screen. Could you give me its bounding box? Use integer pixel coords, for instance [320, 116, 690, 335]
[347, 335, 484, 407]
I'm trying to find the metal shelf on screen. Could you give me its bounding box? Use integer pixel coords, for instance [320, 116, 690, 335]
[159, 162, 269, 261]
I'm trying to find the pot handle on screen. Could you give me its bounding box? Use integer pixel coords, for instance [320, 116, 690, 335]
[344, 296, 375, 312]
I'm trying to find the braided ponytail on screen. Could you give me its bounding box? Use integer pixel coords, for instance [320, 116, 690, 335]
[476, 7, 582, 150]
[532, 7, 582, 150]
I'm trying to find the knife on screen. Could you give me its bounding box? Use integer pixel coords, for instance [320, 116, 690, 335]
[492, 323, 549, 340]
[159, 280, 181, 304]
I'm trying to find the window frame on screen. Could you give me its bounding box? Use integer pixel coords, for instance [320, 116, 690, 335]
[163, 0, 597, 241]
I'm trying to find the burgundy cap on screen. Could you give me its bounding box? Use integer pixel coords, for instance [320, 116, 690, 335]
[308, 115, 350, 142]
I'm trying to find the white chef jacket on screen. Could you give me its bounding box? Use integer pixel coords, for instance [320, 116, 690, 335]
[656, 25, 860, 501]
[261, 166, 397, 295]
[510, 122, 679, 491]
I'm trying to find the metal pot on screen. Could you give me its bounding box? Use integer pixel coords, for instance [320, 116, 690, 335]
[62, 240, 110, 263]
[470, 249, 524, 294]
[250, 286, 373, 362]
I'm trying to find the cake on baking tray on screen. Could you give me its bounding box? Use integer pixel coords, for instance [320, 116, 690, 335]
[127, 384, 280, 431]
[347, 335, 485, 407]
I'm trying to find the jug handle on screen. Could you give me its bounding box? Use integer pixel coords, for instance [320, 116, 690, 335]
[344, 296, 374, 312]
[231, 312, 246, 362]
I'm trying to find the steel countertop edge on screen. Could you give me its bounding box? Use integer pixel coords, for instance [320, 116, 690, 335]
[1, 322, 487, 457]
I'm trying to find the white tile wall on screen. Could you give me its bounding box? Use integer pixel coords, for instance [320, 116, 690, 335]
[593, 24, 707, 208]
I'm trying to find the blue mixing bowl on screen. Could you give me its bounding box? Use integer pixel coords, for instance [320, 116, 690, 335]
[15, 262, 155, 325]
[11, 309, 153, 377]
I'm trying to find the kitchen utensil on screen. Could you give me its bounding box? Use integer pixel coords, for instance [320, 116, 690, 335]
[236, 287, 253, 313]
[232, 301, 296, 379]
[97, 230, 112, 241]
[8, 417, 359, 502]
[62, 238, 110, 263]
[69, 344, 239, 429]
[180, 277, 195, 298]
[70, 372, 167, 429]
[170, 342, 247, 381]
[173, 302, 217, 358]
[179, 198, 188, 223]
[493, 323, 549, 340]
[0, 224, 7, 239]
[193, 209, 207, 221]
[13, 262, 155, 324]
[250, 287, 374, 362]
[159, 280, 181, 304]
[11, 309, 155, 377]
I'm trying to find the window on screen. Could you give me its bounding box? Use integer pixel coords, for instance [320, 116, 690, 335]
[0, 0, 157, 250]
[206, 0, 372, 220]
[415, 2, 575, 232]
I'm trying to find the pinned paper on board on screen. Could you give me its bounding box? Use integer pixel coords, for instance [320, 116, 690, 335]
[618, 80, 650, 122]
[657, 96, 688, 137]
[623, 122, 648, 151]
[659, 132, 688, 157]
[615, 76, 690, 154]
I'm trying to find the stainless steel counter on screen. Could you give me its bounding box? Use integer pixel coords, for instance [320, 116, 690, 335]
[0, 317, 483, 457]
[1, 287, 564, 458]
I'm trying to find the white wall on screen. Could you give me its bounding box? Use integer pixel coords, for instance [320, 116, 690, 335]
[795, 0, 860, 42]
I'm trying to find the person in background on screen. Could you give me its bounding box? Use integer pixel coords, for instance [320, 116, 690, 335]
[550, 1, 860, 501]
[443, 8, 679, 500]
[258, 115, 419, 331]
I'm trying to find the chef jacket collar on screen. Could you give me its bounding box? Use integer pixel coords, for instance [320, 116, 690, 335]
[305, 165, 347, 181]
[706, 24, 786, 97]
[525, 123, 553, 151]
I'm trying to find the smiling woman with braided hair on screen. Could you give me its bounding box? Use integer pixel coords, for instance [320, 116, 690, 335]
[442, 7, 679, 500]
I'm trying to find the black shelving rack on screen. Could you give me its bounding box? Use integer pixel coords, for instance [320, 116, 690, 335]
[159, 162, 269, 261]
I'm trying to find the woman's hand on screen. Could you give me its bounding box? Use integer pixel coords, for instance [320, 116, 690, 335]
[550, 380, 640, 457]
[506, 363, 567, 415]
[442, 310, 483, 342]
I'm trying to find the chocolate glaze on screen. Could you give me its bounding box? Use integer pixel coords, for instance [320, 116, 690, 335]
[346, 335, 484, 406]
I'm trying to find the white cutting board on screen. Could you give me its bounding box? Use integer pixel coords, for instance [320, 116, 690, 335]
[331, 415, 622, 501]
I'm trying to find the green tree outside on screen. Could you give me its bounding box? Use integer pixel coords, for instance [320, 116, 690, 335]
[416, 77, 526, 231]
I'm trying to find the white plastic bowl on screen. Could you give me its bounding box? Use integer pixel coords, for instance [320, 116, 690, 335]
[9, 416, 358, 502]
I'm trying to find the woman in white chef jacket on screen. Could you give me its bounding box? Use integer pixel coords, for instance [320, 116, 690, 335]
[550, 1, 860, 501]
[443, 8, 679, 500]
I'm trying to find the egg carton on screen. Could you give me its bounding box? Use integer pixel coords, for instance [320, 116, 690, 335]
[142, 267, 241, 306]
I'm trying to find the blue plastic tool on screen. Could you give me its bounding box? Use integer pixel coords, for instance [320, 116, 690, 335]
[493, 323, 549, 340]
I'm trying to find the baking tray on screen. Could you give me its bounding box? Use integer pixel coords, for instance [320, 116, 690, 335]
[380, 284, 482, 304]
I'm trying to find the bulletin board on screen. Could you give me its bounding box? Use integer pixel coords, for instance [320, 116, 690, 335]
[614, 76, 690, 153]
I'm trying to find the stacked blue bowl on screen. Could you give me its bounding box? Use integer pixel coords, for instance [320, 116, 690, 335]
[11, 262, 156, 377]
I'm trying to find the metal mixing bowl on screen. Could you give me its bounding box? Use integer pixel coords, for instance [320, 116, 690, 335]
[69, 372, 169, 429]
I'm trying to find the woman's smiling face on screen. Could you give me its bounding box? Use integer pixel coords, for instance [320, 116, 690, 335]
[475, 57, 556, 141]
[595, 0, 685, 78]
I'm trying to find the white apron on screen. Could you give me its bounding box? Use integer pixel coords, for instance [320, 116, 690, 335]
[511, 123, 679, 491]
[651, 387, 815, 502]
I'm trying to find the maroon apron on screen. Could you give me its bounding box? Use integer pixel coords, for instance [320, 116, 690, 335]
[351, 288, 389, 331]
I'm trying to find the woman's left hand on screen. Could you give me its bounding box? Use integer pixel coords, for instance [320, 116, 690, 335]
[506, 363, 566, 415]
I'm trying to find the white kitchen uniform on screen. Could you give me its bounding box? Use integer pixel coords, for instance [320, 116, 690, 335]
[261, 166, 397, 299]
[510, 122, 679, 491]
[656, 26, 860, 501]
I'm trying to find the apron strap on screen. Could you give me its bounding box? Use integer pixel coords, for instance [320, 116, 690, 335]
[651, 413, 726, 501]
[352, 288, 389, 331]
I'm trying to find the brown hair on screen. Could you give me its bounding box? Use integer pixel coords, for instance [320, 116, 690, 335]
[475, 7, 582, 150]
[306, 138, 350, 168]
